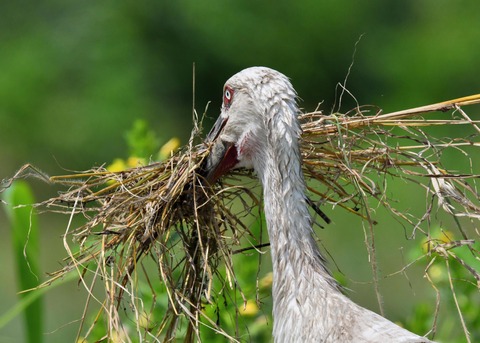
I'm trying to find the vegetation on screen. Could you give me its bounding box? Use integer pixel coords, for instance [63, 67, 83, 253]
[1, 1, 480, 342]
[3, 182, 43, 343]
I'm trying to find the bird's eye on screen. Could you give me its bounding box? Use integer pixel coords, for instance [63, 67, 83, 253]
[223, 86, 234, 108]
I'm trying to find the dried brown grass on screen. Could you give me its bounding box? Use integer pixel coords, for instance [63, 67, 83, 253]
[2, 94, 480, 342]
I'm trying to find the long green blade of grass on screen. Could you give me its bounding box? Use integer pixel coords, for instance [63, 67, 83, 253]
[3, 181, 43, 343]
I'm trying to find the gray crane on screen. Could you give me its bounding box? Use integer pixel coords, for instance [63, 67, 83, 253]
[203, 67, 434, 342]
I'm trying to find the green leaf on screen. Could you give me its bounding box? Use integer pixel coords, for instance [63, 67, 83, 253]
[3, 181, 43, 343]
[124, 119, 160, 159]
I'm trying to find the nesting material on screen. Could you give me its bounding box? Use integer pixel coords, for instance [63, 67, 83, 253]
[2, 94, 480, 341]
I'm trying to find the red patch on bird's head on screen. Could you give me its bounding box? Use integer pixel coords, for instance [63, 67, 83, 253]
[223, 86, 234, 109]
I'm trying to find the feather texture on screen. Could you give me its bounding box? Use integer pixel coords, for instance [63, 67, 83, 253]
[205, 67, 435, 342]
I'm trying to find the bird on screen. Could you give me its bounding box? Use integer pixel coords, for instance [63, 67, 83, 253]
[202, 67, 434, 342]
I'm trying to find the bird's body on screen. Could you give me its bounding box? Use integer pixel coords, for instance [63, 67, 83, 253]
[204, 67, 433, 342]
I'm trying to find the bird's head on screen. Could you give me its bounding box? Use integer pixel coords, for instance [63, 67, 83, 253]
[202, 67, 298, 183]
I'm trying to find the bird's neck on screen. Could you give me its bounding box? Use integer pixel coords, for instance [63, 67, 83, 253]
[257, 108, 339, 310]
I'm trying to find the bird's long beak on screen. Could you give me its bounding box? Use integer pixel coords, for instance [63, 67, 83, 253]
[202, 116, 239, 183]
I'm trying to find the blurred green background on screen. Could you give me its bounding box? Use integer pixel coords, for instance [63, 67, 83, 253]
[1, 1, 479, 342]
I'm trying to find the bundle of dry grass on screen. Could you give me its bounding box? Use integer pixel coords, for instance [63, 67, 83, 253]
[302, 95, 480, 223]
[2, 94, 480, 342]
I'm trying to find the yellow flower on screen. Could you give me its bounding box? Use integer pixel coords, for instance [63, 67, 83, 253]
[427, 264, 445, 282]
[158, 137, 181, 160]
[137, 310, 151, 329]
[240, 299, 259, 316]
[439, 230, 454, 243]
[126, 156, 146, 167]
[259, 272, 273, 289]
[107, 156, 146, 174]
[107, 158, 127, 172]
[110, 330, 128, 343]
[422, 229, 455, 254]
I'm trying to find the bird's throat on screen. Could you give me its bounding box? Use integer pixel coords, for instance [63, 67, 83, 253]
[260, 130, 340, 307]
